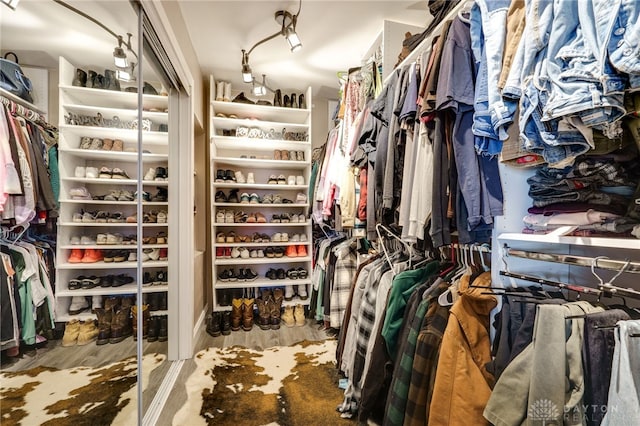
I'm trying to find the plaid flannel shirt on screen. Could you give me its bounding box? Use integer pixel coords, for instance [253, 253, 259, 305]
[330, 241, 358, 328]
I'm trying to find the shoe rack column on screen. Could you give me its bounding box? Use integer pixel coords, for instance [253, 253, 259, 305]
[209, 75, 313, 313]
[56, 57, 171, 331]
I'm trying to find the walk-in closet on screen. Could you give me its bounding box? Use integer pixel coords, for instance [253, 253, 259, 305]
[2, 1, 640, 425]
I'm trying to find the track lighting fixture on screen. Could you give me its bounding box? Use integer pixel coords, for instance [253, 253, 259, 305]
[52, 1, 138, 81]
[1, 0, 20, 10]
[252, 74, 273, 97]
[240, 0, 302, 84]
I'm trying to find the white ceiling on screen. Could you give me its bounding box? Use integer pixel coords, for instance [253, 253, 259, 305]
[1, 0, 432, 100]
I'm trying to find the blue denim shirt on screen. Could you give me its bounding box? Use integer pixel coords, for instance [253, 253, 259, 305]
[598, 0, 640, 89]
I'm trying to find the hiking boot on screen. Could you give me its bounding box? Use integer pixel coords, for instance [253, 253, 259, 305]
[221, 311, 231, 335]
[270, 289, 284, 330]
[132, 304, 150, 341]
[282, 306, 295, 327]
[104, 296, 121, 312]
[158, 315, 168, 342]
[95, 308, 112, 345]
[62, 319, 81, 346]
[242, 298, 254, 331]
[231, 298, 243, 331]
[110, 306, 132, 343]
[294, 304, 305, 327]
[206, 312, 222, 337]
[256, 298, 271, 330]
[77, 320, 99, 346]
[147, 316, 160, 342]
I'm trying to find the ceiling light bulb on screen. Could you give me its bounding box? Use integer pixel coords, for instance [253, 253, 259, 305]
[285, 27, 302, 52]
[113, 46, 128, 68]
[253, 84, 266, 96]
[242, 64, 253, 83]
[116, 68, 135, 82]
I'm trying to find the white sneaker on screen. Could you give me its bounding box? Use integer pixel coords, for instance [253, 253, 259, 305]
[231, 247, 241, 258]
[287, 175, 296, 185]
[85, 167, 99, 179]
[235, 171, 246, 183]
[284, 285, 295, 300]
[69, 235, 81, 245]
[297, 284, 308, 299]
[80, 235, 96, 245]
[281, 232, 289, 242]
[296, 175, 305, 185]
[296, 192, 308, 204]
[239, 247, 250, 259]
[290, 233, 301, 242]
[298, 214, 307, 222]
[75, 166, 86, 178]
[69, 296, 89, 315]
[272, 233, 282, 242]
[257, 249, 265, 258]
[247, 172, 255, 184]
[299, 234, 308, 242]
[144, 167, 156, 180]
[91, 295, 103, 310]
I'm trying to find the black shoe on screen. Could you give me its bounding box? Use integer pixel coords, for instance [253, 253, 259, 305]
[227, 269, 238, 281]
[283, 94, 291, 108]
[237, 268, 247, 282]
[206, 312, 222, 337]
[290, 93, 298, 108]
[158, 315, 168, 342]
[221, 312, 232, 335]
[217, 289, 230, 306]
[232, 92, 255, 104]
[273, 89, 282, 107]
[266, 268, 277, 280]
[86, 70, 97, 88]
[227, 189, 239, 203]
[72, 68, 87, 87]
[298, 93, 306, 109]
[104, 69, 121, 91]
[277, 268, 286, 280]
[147, 316, 160, 342]
[215, 169, 225, 182]
[215, 190, 228, 203]
[143, 82, 159, 95]
[159, 293, 168, 310]
[224, 169, 236, 182]
[95, 73, 105, 89]
[245, 269, 258, 281]
[218, 269, 231, 282]
[148, 293, 160, 311]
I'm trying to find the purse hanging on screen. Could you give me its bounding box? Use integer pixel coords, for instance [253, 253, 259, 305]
[0, 52, 34, 104]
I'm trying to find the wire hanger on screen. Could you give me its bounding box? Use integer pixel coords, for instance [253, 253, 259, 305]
[376, 223, 412, 273]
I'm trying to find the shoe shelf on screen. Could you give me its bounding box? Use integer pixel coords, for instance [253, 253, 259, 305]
[61, 177, 169, 186]
[58, 260, 169, 269]
[209, 75, 313, 314]
[56, 56, 171, 325]
[212, 242, 310, 248]
[62, 103, 168, 125]
[212, 136, 310, 151]
[59, 124, 168, 145]
[214, 299, 311, 312]
[60, 244, 169, 250]
[59, 148, 168, 162]
[58, 222, 168, 227]
[497, 232, 640, 250]
[212, 156, 307, 170]
[60, 84, 168, 111]
[212, 182, 308, 191]
[56, 284, 169, 298]
[214, 256, 312, 266]
[215, 279, 311, 289]
[213, 221, 310, 227]
[211, 100, 310, 123]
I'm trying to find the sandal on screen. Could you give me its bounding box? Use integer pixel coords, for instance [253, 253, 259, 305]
[235, 211, 248, 223]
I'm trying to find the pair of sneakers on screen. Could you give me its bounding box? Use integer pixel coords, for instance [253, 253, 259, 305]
[234, 171, 255, 184]
[286, 175, 305, 185]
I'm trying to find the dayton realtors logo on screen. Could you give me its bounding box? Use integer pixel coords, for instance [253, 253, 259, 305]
[528, 399, 560, 425]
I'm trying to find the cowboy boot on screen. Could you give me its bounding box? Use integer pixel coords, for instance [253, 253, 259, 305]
[72, 69, 87, 87]
[270, 288, 284, 330]
[274, 89, 282, 107]
[221, 311, 232, 335]
[206, 312, 222, 337]
[242, 298, 254, 331]
[256, 298, 271, 330]
[290, 93, 298, 108]
[110, 305, 132, 343]
[95, 308, 113, 345]
[132, 304, 150, 341]
[231, 298, 243, 331]
[86, 70, 97, 88]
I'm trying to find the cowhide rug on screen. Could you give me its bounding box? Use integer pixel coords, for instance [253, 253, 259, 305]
[0, 353, 166, 426]
[173, 339, 349, 426]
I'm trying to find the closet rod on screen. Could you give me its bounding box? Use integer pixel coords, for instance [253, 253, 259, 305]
[499, 270, 602, 295]
[0, 88, 45, 117]
[505, 247, 640, 274]
[383, 0, 467, 85]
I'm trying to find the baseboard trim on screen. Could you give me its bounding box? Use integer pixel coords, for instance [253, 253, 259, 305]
[193, 304, 208, 339]
[142, 358, 185, 426]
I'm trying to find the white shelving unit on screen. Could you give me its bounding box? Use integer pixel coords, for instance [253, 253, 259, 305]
[209, 75, 313, 311]
[56, 56, 170, 321]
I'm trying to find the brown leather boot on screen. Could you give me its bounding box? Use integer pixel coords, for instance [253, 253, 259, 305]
[110, 305, 132, 343]
[132, 304, 150, 341]
[95, 308, 112, 345]
[256, 298, 271, 330]
[231, 298, 243, 331]
[270, 289, 284, 330]
[242, 298, 254, 331]
[103, 296, 120, 312]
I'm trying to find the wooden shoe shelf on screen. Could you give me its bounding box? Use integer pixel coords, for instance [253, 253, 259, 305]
[55, 57, 170, 321]
[209, 75, 313, 311]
